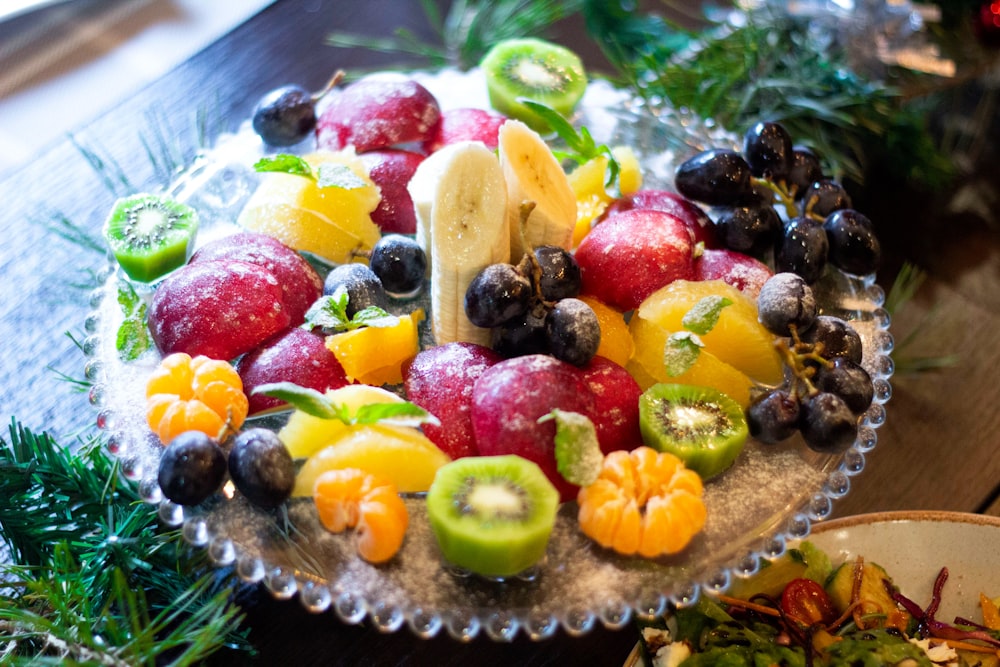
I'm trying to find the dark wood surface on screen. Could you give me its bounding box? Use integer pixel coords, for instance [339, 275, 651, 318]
[1, 1, 998, 665]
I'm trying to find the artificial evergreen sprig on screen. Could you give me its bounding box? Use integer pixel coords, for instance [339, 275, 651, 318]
[0, 421, 250, 664]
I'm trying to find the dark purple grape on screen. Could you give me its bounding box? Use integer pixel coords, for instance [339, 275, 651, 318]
[465, 263, 532, 328]
[747, 389, 801, 443]
[823, 209, 881, 276]
[323, 263, 388, 318]
[787, 146, 824, 198]
[675, 149, 756, 206]
[491, 307, 549, 358]
[545, 298, 600, 367]
[801, 315, 863, 364]
[802, 179, 852, 218]
[756, 272, 818, 337]
[369, 234, 427, 297]
[743, 121, 793, 180]
[252, 85, 317, 147]
[815, 358, 874, 415]
[533, 245, 581, 301]
[229, 428, 295, 509]
[776, 216, 829, 284]
[713, 205, 782, 260]
[158, 431, 227, 506]
[799, 392, 857, 454]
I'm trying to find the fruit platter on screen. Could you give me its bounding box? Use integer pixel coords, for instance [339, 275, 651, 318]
[83, 38, 893, 640]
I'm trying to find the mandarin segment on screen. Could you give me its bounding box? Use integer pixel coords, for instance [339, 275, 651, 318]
[325, 309, 425, 386]
[313, 468, 409, 564]
[145, 353, 248, 444]
[577, 446, 706, 558]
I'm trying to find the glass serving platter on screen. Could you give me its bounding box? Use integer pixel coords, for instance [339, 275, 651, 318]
[82, 69, 894, 641]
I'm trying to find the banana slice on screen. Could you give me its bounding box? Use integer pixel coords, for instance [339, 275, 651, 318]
[497, 120, 577, 259]
[424, 141, 509, 346]
[407, 149, 451, 275]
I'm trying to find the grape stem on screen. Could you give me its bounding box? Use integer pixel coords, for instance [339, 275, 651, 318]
[515, 200, 556, 311]
[752, 177, 798, 220]
[311, 70, 346, 104]
[772, 324, 832, 399]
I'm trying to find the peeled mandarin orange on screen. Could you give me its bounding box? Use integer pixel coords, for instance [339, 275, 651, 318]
[237, 149, 382, 264]
[325, 309, 424, 386]
[634, 279, 783, 385]
[279, 384, 406, 459]
[145, 353, 248, 444]
[313, 468, 409, 564]
[577, 446, 705, 558]
[578, 295, 634, 367]
[293, 423, 450, 496]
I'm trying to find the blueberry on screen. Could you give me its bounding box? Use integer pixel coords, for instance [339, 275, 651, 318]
[158, 431, 227, 506]
[228, 428, 295, 509]
[323, 263, 388, 318]
[369, 235, 427, 297]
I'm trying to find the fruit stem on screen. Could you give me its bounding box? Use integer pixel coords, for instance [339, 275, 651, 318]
[752, 177, 798, 220]
[312, 70, 346, 104]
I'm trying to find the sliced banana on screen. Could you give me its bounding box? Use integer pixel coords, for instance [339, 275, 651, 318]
[407, 149, 451, 275]
[424, 141, 509, 346]
[497, 119, 577, 259]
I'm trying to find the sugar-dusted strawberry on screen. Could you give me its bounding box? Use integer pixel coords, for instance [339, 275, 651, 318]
[471, 354, 596, 502]
[422, 107, 507, 154]
[315, 75, 441, 153]
[693, 247, 773, 300]
[601, 189, 717, 248]
[359, 149, 424, 234]
[189, 232, 322, 325]
[402, 342, 503, 459]
[575, 209, 696, 312]
[149, 260, 290, 361]
[576, 356, 643, 455]
[237, 327, 349, 415]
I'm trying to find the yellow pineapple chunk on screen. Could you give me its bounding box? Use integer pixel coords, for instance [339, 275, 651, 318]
[237, 149, 382, 264]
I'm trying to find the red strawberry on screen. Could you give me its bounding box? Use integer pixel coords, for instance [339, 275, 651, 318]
[237, 327, 349, 415]
[575, 209, 696, 312]
[402, 342, 503, 459]
[693, 247, 773, 299]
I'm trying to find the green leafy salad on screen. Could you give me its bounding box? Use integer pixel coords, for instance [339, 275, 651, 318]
[637, 542, 1000, 667]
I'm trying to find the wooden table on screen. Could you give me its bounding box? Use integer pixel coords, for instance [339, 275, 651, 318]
[1, 1, 998, 664]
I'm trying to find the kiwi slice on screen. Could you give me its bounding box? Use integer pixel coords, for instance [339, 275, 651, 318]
[639, 384, 748, 480]
[425, 454, 559, 578]
[481, 37, 587, 133]
[102, 193, 199, 283]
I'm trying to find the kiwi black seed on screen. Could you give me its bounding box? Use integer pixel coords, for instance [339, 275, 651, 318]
[102, 193, 199, 283]
[638, 383, 749, 480]
[425, 454, 558, 578]
[481, 37, 587, 133]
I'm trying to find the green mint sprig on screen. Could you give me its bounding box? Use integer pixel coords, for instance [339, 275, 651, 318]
[663, 296, 733, 376]
[252, 382, 439, 429]
[540, 409, 603, 487]
[519, 99, 621, 190]
[253, 155, 368, 189]
[115, 281, 153, 361]
[302, 286, 399, 333]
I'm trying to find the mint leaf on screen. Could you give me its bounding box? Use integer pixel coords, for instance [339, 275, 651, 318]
[115, 282, 152, 362]
[350, 306, 399, 329]
[316, 163, 368, 189]
[354, 402, 440, 428]
[520, 99, 621, 188]
[252, 382, 347, 420]
[303, 289, 400, 333]
[681, 296, 733, 336]
[540, 409, 603, 487]
[664, 331, 703, 377]
[253, 154, 314, 178]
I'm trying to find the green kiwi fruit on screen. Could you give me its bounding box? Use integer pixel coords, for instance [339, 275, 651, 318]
[638, 383, 748, 480]
[102, 193, 199, 283]
[425, 454, 559, 578]
[481, 37, 587, 133]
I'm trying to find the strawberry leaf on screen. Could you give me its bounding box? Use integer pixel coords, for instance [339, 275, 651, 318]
[541, 409, 603, 487]
[664, 331, 703, 377]
[682, 296, 733, 336]
[253, 154, 314, 178]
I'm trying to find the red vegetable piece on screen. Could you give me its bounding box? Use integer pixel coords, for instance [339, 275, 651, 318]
[780, 578, 838, 627]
